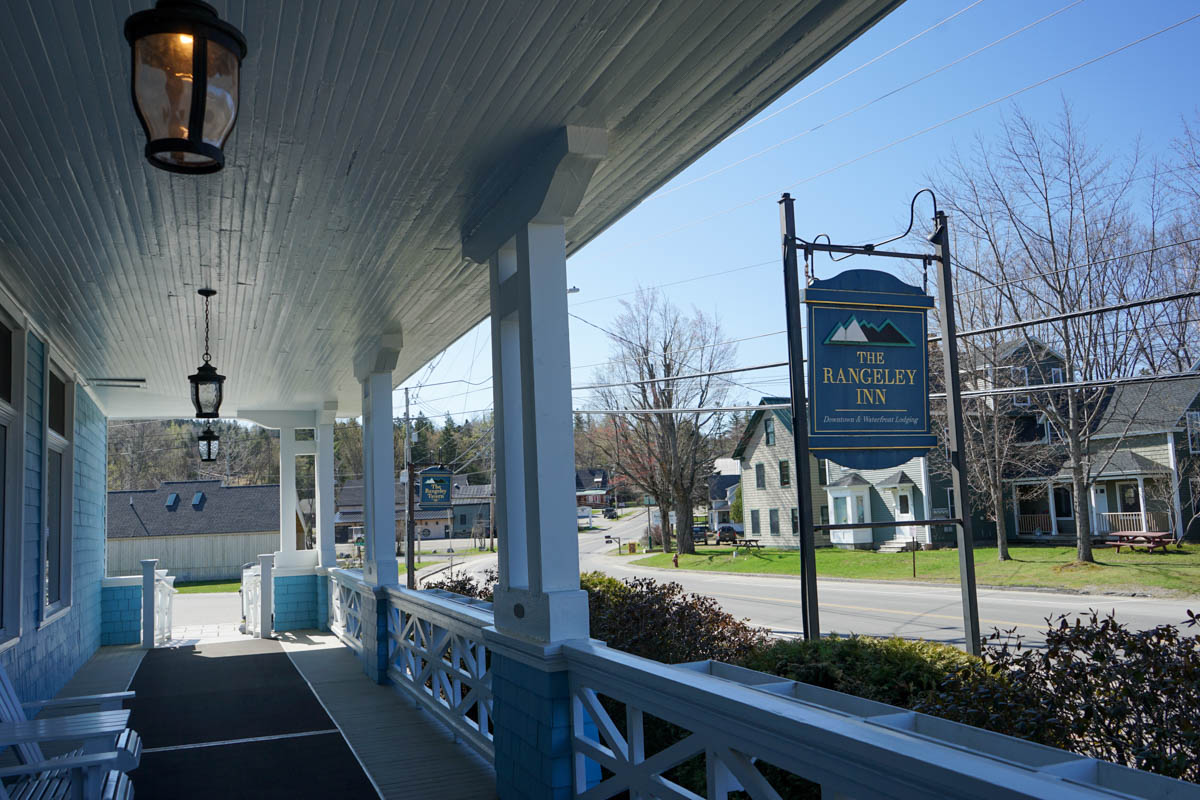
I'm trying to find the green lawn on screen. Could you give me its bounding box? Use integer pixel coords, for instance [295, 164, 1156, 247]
[632, 545, 1200, 595]
[174, 580, 240, 593]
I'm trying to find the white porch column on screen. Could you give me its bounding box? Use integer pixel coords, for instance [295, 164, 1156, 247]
[1046, 481, 1058, 536]
[463, 126, 606, 643]
[1012, 490, 1020, 536]
[279, 426, 298, 552]
[140, 558, 157, 649]
[315, 418, 337, 567]
[1168, 431, 1184, 538]
[355, 334, 402, 587]
[1136, 475, 1148, 531]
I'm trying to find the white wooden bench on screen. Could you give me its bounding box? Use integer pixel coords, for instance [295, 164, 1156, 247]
[0, 668, 140, 800]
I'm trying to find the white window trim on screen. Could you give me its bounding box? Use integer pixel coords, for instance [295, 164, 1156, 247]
[1050, 366, 1064, 384]
[40, 360, 73, 626]
[1012, 366, 1031, 407]
[0, 310, 25, 653]
[768, 508, 780, 536]
[1052, 486, 1074, 520]
[1187, 411, 1200, 455]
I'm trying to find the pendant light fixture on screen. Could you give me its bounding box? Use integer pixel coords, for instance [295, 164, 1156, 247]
[197, 424, 219, 462]
[124, 0, 248, 174]
[188, 288, 225, 418]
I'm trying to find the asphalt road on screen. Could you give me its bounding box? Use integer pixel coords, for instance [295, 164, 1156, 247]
[456, 511, 1196, 647]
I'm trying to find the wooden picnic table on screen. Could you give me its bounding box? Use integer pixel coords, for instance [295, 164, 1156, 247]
[735, 538, 763, 550]
[1108, 531, 1174, 553]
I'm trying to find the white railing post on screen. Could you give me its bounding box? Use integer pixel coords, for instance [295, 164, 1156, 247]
[140, 559, 157, 649]
[258, 553, 274, 639]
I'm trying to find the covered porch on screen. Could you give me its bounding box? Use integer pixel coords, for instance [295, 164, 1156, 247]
[0, 0, 1195, 797]
[1009, 450, 1177, 541]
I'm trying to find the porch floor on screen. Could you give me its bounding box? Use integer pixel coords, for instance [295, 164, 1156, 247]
[64, 634, 496, 798]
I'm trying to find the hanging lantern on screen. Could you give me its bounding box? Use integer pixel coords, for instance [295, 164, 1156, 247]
[198, 425, 219, 462]
[188, 288, 225, 418]
[124, 0, 248, 174]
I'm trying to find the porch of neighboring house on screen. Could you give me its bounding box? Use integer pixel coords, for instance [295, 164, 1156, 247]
[1010, 459, 1176, 542]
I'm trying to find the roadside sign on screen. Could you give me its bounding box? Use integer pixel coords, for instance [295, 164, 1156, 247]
[803, 269, 936, 469]
[419, 466, 452, 509]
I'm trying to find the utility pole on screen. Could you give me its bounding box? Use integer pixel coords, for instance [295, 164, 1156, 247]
[404, 387, 417, 589]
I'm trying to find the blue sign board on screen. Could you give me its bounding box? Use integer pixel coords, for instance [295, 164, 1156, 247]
[802, 269, 936, 469]
[418, 466, 452, 510]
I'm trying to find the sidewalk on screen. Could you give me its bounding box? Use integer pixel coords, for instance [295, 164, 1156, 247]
[170, 592, 244, 645]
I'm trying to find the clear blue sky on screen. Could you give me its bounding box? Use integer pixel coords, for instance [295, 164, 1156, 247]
[395, 0, 1200, 422]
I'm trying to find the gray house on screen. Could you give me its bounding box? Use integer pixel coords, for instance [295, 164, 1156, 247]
[107, 480, 281, 581]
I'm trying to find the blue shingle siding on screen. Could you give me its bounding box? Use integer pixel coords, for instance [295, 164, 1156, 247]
[100, 584, 141, 645]
[273, 574, 319, 631]
[492, 654, 595, 799]
[0, 336, 106, 702]
[316, 575, 329, 631]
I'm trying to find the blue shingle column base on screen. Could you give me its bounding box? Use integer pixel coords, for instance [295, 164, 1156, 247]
[359, 585, 390, 684]
[100, 581, 142, 645]
[486, 631, 601, 799]
[273, 574, 320, 631]
[316, 574, 330, 631]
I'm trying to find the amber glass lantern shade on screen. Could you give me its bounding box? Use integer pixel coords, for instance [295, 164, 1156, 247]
[198, 425, 219, 462]
[125, 1, 247, 174]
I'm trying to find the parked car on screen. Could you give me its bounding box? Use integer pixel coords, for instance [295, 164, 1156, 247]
[602, 507, 618, 519]
[691, 525, 709, 544]
[716, 525, 739, 545]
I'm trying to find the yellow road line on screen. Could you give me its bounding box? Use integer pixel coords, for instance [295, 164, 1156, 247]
[713, 590, 1033, 629]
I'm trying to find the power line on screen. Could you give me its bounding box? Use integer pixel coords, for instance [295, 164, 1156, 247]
[719, 0, 988, 141]
[648, 0, 1083, 201]
[606, 12, 1200, 254]
[952, 237, 1200, 298]
[572, 361, 788, 392]
[569, 258, 777, 308]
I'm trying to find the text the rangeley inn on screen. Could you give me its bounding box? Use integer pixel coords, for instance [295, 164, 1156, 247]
[821, 349, 918, 405]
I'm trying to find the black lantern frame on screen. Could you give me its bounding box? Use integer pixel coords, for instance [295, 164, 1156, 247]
[198, 425, 219, 462]
[188, 288, 225, 418]
[124, 0, 248, 174]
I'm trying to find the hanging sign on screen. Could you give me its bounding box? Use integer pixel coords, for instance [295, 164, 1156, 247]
[418, 466, 452, 510]
[803, 269, 936, 470]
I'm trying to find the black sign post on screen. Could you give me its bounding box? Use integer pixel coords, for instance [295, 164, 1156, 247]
[778, 193, 981, 655]
[780, 193, 819, 640]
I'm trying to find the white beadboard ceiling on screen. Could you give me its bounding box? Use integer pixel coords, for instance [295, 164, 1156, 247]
[0, 0, 900, 419]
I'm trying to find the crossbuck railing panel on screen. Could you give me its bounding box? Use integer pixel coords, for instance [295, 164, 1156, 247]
[563, 642, 1188, 800]
[329, 569, 366, 654]
[384, 586, 495, 761]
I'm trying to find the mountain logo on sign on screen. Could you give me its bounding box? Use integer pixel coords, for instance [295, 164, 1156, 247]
[823, 315, 913, 347]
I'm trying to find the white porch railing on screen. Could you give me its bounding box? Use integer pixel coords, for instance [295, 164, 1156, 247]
[1017, 513, 1053, 534]
[241, 564, 261, 636]
[328, 568, 366, 655]
[140, 559, 175, 648]
[563, 642, 1187, 800]
[384, 586, 495, 761]
[1097, 511, 1170, 534]
[152, 569, 176, 646]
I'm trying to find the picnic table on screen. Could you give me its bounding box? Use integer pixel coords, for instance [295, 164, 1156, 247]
[735, 538, 763, 550]
[1108, 531, 1174, 553]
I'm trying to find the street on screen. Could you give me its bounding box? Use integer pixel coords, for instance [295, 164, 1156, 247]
[454, 510, 1196, 647]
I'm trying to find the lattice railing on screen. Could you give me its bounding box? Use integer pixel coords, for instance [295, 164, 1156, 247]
[563, 642, 1185, 799]
[384, 586, 495, 761]
[329, 569, 365, 653]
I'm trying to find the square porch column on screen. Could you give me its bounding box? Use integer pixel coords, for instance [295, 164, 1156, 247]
[1046, 480, 1058, 536]
[1136, 475, 1148, 531]
[463, 126, 607, 800]
[279, 426, 298, 552]
[358, 369, 399, 588]
[315, 419, 337, 568]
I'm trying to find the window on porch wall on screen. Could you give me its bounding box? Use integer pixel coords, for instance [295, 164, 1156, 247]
[0, 314, 20, 644]
[43, 363, 73, 618]
[1053, 486, 1073, 519]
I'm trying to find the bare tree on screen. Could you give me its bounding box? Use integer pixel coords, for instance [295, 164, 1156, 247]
[933, 103, 1177, 563]
[591, 288, 734, 554]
